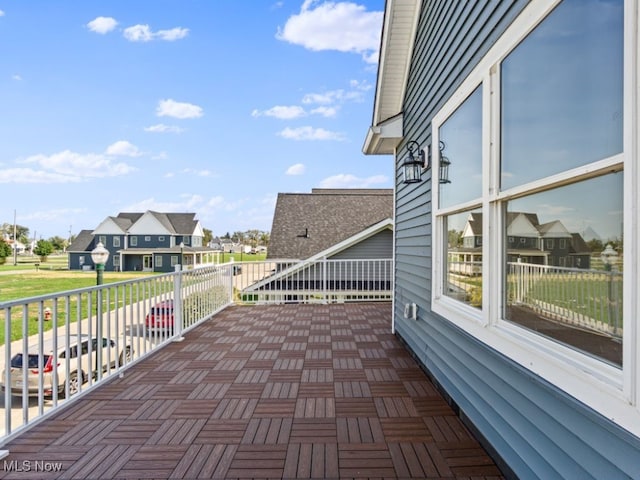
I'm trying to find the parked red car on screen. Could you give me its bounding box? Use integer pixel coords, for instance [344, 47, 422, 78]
[145, 300, 175, 330]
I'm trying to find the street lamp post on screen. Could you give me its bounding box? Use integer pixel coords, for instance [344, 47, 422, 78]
[91, 242, 110, 285]
[90, 241, 110, 381]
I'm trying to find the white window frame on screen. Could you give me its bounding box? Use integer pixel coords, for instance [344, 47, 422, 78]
[431, 0, 640, 437]
[113, 237, 120, 248]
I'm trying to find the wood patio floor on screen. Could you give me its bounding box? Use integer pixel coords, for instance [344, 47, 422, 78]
[0, 303, 504, 480]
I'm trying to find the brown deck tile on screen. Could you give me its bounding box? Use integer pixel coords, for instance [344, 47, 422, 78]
[0, 303, 504, 479]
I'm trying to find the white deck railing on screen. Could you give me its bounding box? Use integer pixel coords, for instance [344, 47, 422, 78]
[232, 258, 393, 304]
[0, 258, 392, 442]
[508, 262, 622, 337]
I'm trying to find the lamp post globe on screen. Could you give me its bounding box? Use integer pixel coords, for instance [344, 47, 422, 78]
[601, 244, 618, 271]
[91, 241, 110, 285]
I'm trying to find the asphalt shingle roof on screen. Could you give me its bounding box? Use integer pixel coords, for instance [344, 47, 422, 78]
[267, 189, 393, 260]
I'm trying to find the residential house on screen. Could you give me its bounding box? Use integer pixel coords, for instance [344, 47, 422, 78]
[363, 1, 638, 478]
[253, 189, 393, 298]
[267, 188, 393, 261]
[2, 236, 26, 255]
[68, 211, 217, 273]
[451, 211, 592, 275]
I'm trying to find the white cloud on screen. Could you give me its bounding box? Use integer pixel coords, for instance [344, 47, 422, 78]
[251, 105, 306, 120]
[182, 168, 215, 178]
[123, 24, 188, 42]
[310, 106, 338, 117]
[156, 27, 189, 41]
[16, 150, 137, 181]
[0, 168, 81, 184]
[156, 99, 203, 119]
[278, 126, 345, 141]
[286, 163, 306, 175]
[0, 10, 5, 17]
[12, 74, 22, 81]
[87, 16, 118, 34]
[302, 87, 366, 105]
[105, 140, 142, 157]
[124, 194, 204, 213]
[123, 24, 153, 42]
[144, 124, 185, 133]
[276, 1, 382, 63]
[319, 173, 388, 188]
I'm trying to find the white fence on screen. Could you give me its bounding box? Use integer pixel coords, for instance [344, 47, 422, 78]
[508, 262, 623, 337]
[0, 258, 392, 443]
[232, 258, 393, 304]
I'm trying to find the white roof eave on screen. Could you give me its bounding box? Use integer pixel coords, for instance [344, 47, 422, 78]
[363, 0, 422, 155]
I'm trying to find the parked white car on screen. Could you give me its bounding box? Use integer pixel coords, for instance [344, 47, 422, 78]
[1, 335, 133, 397]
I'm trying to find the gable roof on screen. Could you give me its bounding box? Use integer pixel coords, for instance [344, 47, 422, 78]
[363, 0, 422, 155]
[248, 217, 393, 293]
[267, 189, 394, 260]
[114, 211, 198, 235]
[67, 230, 95, 252]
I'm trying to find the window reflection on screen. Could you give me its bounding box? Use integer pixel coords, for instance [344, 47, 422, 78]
[501, 0, 623, 190]
[439, 86, 482, 208]
[504, 173, 623, 367]
[445, 209, 483, 309]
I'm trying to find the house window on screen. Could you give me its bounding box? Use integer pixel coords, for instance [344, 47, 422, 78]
[159, 236, 165, 242]
[145, 236, 151, 242]
[183, 237, 190, 245]
[155, 256, 163, 267]
[431, 0, 631, 434]
[113, 237, 120, 248]
[99, 235, 106, 245]
[113, 255, 120, 267]
[171, 255, 178, 267]
[130, 236, 137, 247]
[436, 86, 483, 312]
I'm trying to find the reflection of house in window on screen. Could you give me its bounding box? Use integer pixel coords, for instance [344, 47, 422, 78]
[453, 212, 591, 269]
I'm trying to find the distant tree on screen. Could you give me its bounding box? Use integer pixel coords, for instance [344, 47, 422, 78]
[48, 236, 66, 252]
[259, 232, 270, 247]
[232, 231, 245, 244]
[245, 229, 260, 248]
[586, 238, 604, 252]
[0, 238, 11, 263]
[448, 229, 463, 248]
[202, 228, 213, 246]
[33, 239, 54, 261]
[1, 223, 29, 243]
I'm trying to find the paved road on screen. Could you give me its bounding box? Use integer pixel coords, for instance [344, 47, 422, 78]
[0, 300, 171, 438]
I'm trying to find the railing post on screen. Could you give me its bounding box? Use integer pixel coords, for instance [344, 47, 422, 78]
[323, 257, 327, 304]
[173, 268, 184, 341]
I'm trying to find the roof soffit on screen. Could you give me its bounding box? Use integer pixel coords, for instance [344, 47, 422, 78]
[364, 0, 422, 154]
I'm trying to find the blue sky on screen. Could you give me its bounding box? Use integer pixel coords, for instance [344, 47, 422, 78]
[0, 0, 390, 240]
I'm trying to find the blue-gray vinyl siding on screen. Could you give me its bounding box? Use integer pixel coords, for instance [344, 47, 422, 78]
[394, 1, 640, 479]
[328, 229, 393, 260]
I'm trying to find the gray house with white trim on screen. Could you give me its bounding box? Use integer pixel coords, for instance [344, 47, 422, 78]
[364, 1, 639, 478]
[68, 211, 216, 273]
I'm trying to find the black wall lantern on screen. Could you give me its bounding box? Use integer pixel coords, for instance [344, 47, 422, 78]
[438, 141, 451, 184]
[401, 140, 428, 184]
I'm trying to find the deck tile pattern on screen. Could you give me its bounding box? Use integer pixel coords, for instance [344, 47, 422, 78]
[0, 303, 503, 479]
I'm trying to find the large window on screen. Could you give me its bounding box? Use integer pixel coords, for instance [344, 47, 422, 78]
[431, 0, 633, 434]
